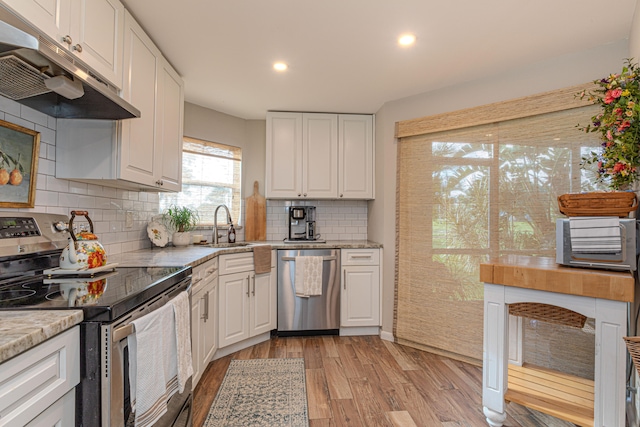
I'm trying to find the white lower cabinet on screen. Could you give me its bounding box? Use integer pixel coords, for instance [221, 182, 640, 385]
[190, 258, 218, 389]
[218, 251, 276, 349]
[0, 327, 80, 427]
[341, 249, 381, 328]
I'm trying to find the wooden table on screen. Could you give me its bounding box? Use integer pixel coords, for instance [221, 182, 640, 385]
[481, 256, 634, 427]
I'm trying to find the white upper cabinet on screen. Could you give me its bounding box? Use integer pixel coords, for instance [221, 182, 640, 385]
[2, 0, 125, 89]
[119, 10, 160, 188]
[303, 114, 338, 198]
[266, 111, 374, 199]
[55, 11, 183, 192]
[339, 114, 374, 199]
[155, 56, 184, 192]
[265, 112, 303, 198]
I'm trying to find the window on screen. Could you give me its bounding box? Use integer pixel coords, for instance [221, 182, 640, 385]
[160, 137, 242, 226]
[395, 83, 605, 363]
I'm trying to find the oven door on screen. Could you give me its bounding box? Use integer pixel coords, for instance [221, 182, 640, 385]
[102, 278, 192, 427]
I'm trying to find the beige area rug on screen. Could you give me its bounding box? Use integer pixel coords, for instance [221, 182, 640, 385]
[204, 358, 309, 427]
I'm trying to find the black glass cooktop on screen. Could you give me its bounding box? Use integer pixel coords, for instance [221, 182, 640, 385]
[0, 266, 191, 322]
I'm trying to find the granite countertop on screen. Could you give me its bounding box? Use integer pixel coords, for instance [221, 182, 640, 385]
[0, 310, 83, 363]
[1, 240, 381, 363]
[109, 240, 382, 268]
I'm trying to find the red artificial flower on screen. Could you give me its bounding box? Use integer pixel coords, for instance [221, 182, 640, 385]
[613, 162, 627, 172]
[604, 88, 623, 104]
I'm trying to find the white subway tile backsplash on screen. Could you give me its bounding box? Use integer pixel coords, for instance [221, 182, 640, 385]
[0, 95, 161, 255]
[21, 106, 49, 127]
[265, 199, 367, 241]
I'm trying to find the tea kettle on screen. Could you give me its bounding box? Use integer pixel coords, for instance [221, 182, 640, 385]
[59, 210, 107, 270]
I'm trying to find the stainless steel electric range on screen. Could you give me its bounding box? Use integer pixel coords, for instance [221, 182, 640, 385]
[0, 212, 193, 427]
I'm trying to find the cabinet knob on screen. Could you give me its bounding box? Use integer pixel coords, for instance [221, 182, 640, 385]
[303, 193, 307, 197]
[156, 180, 164, 186]
[297, 194, 301, 197]
[73, 44, 83, 53]
[340, 194, 343, 198]
[62, 35, 72, 45]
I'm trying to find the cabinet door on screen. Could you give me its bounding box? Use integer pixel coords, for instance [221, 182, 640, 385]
[266, 112, 303, 198]
[250, 268, 276, 336]
[1, 0, 71, 44]
[341, 265, 380, 327]
[119, 10, 159, 188]
[303, 113, 338, 198]
[218, 272, 250, 348]
[203, 280, 217, 363]
[70, 0, 124, 88]
[26, 389, 75, 427]
[338, 114, 374, 199]
[156, 57, 184, 192]
[190, 287, 204, 388]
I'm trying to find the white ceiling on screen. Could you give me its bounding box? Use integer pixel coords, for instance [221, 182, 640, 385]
[120, 0, 637, 120]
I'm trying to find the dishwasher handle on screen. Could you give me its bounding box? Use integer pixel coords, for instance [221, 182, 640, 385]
[281, 255, 336, 261]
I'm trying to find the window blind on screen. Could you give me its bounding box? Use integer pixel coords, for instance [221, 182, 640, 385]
[395, 94, 604, 362]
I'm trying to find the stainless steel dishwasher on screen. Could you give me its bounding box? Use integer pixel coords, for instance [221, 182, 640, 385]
[277, 248, 340, 335]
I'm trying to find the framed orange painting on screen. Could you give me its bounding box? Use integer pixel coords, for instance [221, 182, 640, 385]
[0, 119, 40, 208]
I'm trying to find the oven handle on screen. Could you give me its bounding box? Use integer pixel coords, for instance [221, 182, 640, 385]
[112, 276, 191, 343]
[113, 323, 135, 342]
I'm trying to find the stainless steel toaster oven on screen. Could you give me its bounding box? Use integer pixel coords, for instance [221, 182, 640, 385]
[556, 218, 639, 271]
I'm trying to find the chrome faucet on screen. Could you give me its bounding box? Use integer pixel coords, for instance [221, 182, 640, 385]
[213, 204, 233, 244]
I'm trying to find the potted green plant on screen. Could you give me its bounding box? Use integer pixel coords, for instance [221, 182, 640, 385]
[163, 205, 199, 246]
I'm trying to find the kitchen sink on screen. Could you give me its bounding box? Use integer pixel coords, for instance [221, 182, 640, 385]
[206, 242, 251, 248]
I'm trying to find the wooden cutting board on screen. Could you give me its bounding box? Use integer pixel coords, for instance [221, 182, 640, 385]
[244, 181, 266, 241]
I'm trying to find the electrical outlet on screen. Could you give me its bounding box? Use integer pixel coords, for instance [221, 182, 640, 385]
[125, 211, 133, 228]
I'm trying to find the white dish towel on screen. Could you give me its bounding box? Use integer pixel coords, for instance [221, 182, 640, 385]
[569, 216, 621, 253]
[294, 256, 324, 297]
[127, 302, 177, 427]
[170, 291, 194, 394]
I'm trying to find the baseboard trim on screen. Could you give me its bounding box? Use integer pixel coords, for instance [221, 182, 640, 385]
[212, 332, 271, 360]
[339, 326, 380, 336]
[380, 330, 394, 342]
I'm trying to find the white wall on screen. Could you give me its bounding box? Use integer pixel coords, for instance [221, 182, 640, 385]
[630, 1, 640, 60]
[369, 40, 631, 336]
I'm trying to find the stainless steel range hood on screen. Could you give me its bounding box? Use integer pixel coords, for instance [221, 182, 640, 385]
[0, 9, 140, 120]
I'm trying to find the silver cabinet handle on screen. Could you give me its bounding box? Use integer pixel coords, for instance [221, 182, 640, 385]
[192, 277, 203, 285]
[73, 44, 82, 52]
[204, 291, 209, 321]
[343, 270, 346, 290]
[62, 35, 72, 45]
[206, 267, 217, 275]
[251, 274, 255, 296]
[351, 255, 372, 259]
[246, 275, 250, 297]
[303, 193, 307, 197]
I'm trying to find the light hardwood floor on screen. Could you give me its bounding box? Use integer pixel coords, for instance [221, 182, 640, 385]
[193, 335, 575, 427]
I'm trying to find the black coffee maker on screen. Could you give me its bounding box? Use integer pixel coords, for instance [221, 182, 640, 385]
[286, 206, 318, 241]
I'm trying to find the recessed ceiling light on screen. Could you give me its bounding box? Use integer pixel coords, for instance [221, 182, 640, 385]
[273, 62, 288, 71]
[398, 34, 416, 46]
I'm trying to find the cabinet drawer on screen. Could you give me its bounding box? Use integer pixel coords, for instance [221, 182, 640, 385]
[0, 327, 80, 427]
[219, 252, 254, 275]
[341, 249, 379, 266]
[192, 258, 219, 289]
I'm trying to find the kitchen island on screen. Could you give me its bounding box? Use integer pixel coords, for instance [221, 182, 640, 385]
[480, 256, 634, 427]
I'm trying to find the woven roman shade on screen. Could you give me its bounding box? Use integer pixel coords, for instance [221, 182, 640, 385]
[395, 86, 603, 363]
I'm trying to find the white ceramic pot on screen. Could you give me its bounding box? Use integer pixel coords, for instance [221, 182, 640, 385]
[172, 231, 192, 246]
